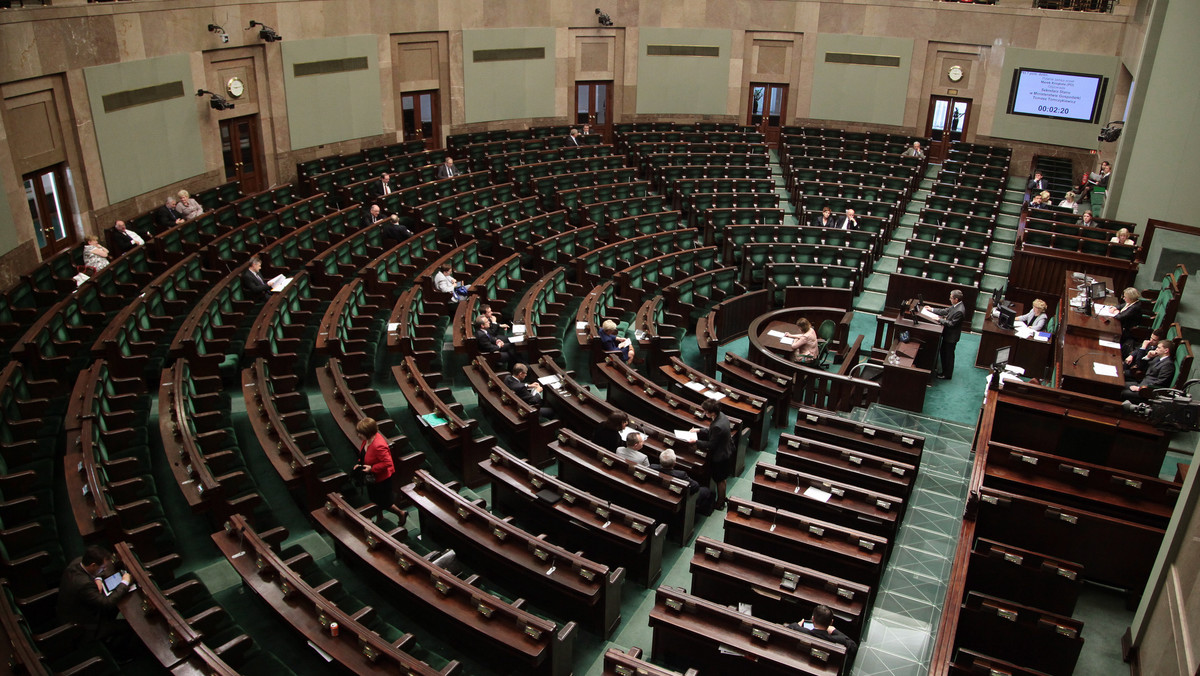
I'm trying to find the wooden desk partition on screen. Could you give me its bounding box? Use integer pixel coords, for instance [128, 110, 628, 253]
[213, 514, 457, 676]
[403, 470, 625, 637]
[311, 493, 575, 676]
[649, 586, 846, 676]
[603, 646, 697, 676]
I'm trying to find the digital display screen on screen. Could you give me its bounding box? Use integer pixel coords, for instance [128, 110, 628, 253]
[1007, 68, 1105, 123]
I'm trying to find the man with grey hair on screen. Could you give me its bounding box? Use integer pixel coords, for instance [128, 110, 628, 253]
[615, 432, 650, 467]
[155, 195, 185, 230]
[652, 449, 715, 516]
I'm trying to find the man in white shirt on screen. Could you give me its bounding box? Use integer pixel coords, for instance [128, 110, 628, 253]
[111, 220, 145, 255]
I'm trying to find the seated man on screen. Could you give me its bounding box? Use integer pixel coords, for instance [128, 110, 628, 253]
[786, 605, 857, 658]
[599, 319, 636, 363]
[651, 449, 714, 516]
[567, 128, 582, 146]
[433, 264, 469, 302]
[364, 203, 384, 229]
[382, 214, 413, 243]
[900, 141, 924, 160]
[809, 205, 837, 229]
[1124, 329, 1165, 379]
[1026, 171, 1047, 195]
[437, 157, 461, 179]
[475, 315, 514, 368]
[615, 432, 650, 467]
[242, 256, 272, 300]
[836, 208, 858, 231]
[1014, 299, 1049, 332]
[1121, 340, 1174, 401]
[58, 546, 135, 656]
[155, 195, 186, 230]
[111, 220, 145, 255]
[502, 363, 552, 419]
[1078, 210, 1097, 227]
[370, 171, 394, 198]
[480, 304, 511, 343]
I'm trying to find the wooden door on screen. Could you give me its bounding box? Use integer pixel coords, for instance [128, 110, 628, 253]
[219, 115, 265, 194]
[401, 91, 441, 150]
[23, 164, 76, 259]
[749, 83, 788, 145]
[925, 96, 972, 164]
[574, 81, 613, 142]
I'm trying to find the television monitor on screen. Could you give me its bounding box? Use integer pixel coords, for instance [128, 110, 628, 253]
[1090, 281, 1108, 300]
[997, 305, 1017, 330]
[993, 346, 1011, 368]
[1007, 68, 1107, 124]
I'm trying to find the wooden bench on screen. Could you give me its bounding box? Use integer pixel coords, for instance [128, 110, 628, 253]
[462, 357, 559, 467]
[392, 356, 493, 487]
[751, 462, 905, 538]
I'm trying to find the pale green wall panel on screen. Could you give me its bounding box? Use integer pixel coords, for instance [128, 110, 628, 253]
[1113, 0, 1200, 229]
[636, 28, 732, 116]
[989, 47, 1120, 149]
[462, 28, 557, 124]
[281, 35, 384, 150]
[810, 34, 912, 126]
[83, 53, 205, 204]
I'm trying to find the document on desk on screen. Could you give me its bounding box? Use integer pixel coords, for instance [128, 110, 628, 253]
[1099, 339, 1122, 349]
[537, 374, 561, 386]
[387, 322, 400, 332]
[777, 337, 795, 346]
[1094, 304, 1118, 317]
[1093, 363, 1119, 377]
[803, 486, 833, 503]
[576, 321, 588, 330]
[511, 324, 526, 335]
[684, 381, 708, 392]
[1014, 326, 1034, 339]
[766, 330, 787, 338]
[919, 307, 941, 322]
[508, 335, 524, 344]
[703, 390, 726, 401]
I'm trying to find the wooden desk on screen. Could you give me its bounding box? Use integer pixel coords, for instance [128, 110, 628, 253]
[1056, 272, 1123, 398]
[975, 299, 1054, 376]
[114, 543, 197, 668]
[874, 308, 943, 373]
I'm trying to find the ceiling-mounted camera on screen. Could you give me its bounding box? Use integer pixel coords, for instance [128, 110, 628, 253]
[248, 20, 282, 43]
[1098, 120, 1124, 143]
[196, 89, 235, 111]
[208, 23, 229, 44]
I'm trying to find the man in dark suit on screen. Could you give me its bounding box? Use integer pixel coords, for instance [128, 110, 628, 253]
[927, 289, 966, 380]
[836, 208, 858, 230]
[111, 220, 144, 255]
[370, 172, 394, 198]
[475, 315, 513, 368]
[691, 398, 732, 509]
[809, 205, 837, 228]
[242, 256, 272, 300]
[787, 605, 857, 659]
[1121, 340, 1174, 401]
[58, 546, 132, 641]
[155, 196, 185, 231]
[503, 363, 553, 419]
[364, 203, 383, 229]
[567, 128, 581, 146]
[382, 215, 413, 243]
[480, 304, 510, 344]
[1026, 171, 1047, 194]
[437, 158, 460, 179]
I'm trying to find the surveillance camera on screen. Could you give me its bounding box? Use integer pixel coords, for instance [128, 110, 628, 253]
[221, 33, 229, 43]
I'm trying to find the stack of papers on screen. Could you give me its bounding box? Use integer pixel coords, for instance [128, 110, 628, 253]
[684, 381, 708, 392]
[511, 324, 526, 335]
[1092, 363, 1119, 377]
[673, 429, 698, 443]
[766, 330, 787, 338]
[1099, 339, 1122, 349]
[1094, 304, 1118, 317]
[267, 274, 292, 292]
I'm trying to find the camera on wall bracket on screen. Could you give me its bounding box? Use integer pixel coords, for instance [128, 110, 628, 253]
[1098, 120, 1124, 143]
[207, 24, 229, 44]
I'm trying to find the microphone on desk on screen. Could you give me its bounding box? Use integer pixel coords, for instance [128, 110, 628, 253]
[1073, 352, 1104, 367]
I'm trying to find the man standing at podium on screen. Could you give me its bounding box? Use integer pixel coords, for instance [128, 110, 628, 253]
[926, 289, 965, 380]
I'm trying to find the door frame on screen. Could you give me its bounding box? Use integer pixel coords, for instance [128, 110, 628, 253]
[23, 163, 77, 259]
[925, 95, 973, 163]
[401, 90, 441, 151]
[574, 81, 613, 143]
[219, 115, 266, 194]
[748, 82, 788, 145]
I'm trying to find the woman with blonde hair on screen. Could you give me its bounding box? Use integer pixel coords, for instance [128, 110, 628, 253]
[599, 319, 635, 363]
[1110, 228, 1133, 245]
[1116, 287, 1142, 356]
[1058, 192, 1080, 214]
[176, 189, 203, 221]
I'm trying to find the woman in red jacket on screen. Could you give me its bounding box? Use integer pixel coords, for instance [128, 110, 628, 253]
[354, 418, 398, 522]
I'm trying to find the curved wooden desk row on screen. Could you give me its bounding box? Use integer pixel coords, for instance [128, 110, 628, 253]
[359, 228, 451, 298]
[474, 143, 615, 176]
[512, 266, 580, 352]
[159, 359, 261, 521]
[656, 355, 770, 450]
[312, 492, 575, 676]
[553, 179, 655, 213]
[549, 428, 697, 545]
[412, 181, 520, 228]
[463, 357, 559, 467]
[486, 209, 573, 259]
[723, 496, 889, 590]
[529, 167, 640, 200]
[506, 154, 628, 188]
[65, 358, 145, 433]
[751, 461, 906, 540]
[528, 224, 600, 273]
[532, 355, 708, 479]
[575, 228, 701, 288]
[403, 469, 625, 637]
[392, 355, 493, 488]
[242, 358, 348, 507]
[690, 535, 870, 639]
[792, 403, 925, 464]
[649, 586, 846, 676]
[613, 246, 720, 304]
[628, 141, 766, 159]
[315, 278, 387, 369]
[482, 446, 665, 586]
[776, 432, 916, 501]
[214, 514, 459, 676]
[317, 357, 424, 487]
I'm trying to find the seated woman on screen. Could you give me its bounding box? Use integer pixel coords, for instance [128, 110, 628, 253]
[782, 318, 819, 365]
[83, 235, 110, 272]
[1058, 191, 1081, 214]
[433, 264, 469, 302]
[1111, 228, 1134, 245]
[176, 189, 203, 221]
[599, 319, 635, 363]
[1015, 299, 1049, 332]
[1116, 287, 1143, 356]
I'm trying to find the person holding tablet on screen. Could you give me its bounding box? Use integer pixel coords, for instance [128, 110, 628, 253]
[58, 546, 137, 659]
